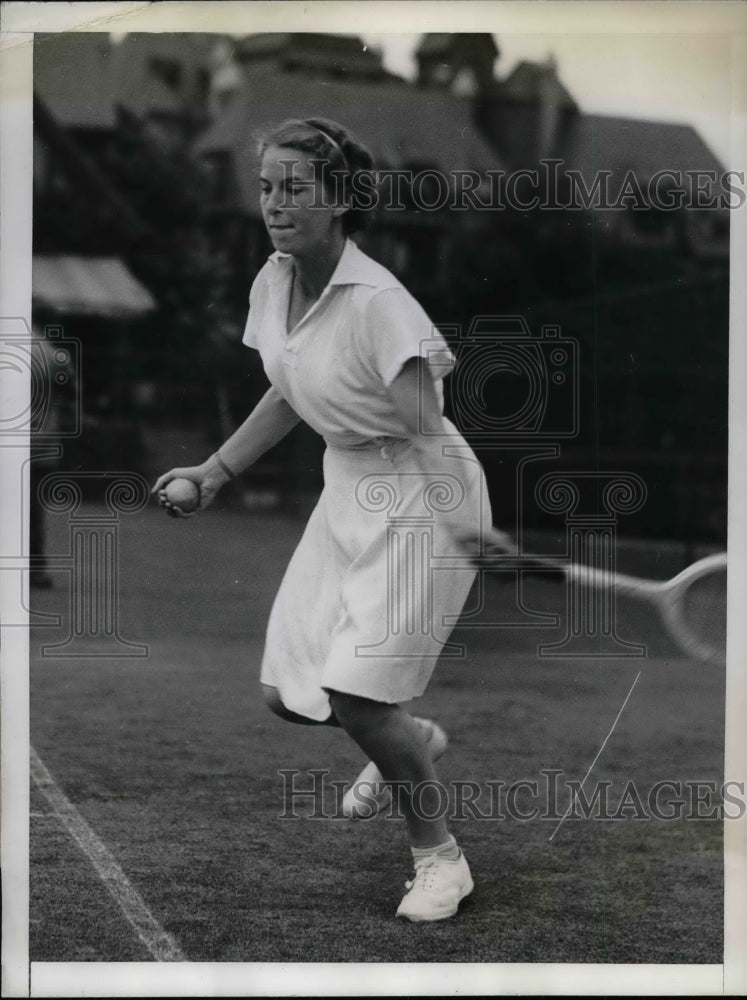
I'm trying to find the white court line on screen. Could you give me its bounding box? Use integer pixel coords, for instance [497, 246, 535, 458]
[30, 746, 185, 962]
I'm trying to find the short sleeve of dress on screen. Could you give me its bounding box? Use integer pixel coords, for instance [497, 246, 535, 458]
[242, 308, 257, 348]
[242, 281, 260, 349]
[364, 287, 455, 388]
[242, 265, 272, 349]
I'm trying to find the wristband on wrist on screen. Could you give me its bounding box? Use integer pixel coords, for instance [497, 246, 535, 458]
[213, 451, 237, 480]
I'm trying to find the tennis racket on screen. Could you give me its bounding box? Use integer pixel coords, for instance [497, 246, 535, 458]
[476, 531, 727, 666]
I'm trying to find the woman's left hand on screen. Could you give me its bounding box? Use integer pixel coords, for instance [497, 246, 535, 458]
[455, 525, 517, 560]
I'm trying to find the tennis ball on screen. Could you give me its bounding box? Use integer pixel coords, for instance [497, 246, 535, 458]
[165, 478, 200, 513]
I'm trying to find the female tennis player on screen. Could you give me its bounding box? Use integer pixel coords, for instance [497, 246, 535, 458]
[153, 118, 496, 922]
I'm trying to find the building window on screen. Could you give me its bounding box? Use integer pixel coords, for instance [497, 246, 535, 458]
[685, 210, 730, 257]
[430, 62, 453, 87]
[149, 57, 182, 91]
[196, 68, 210, 104]
[392, 239, 409, 275]
[624, 203, 675, 246]
[203, 152, 232, 205]
[400, 228, 441, 285]
[401, 160, 448, 213]
[710, 214, 729, 242]
[451, 66, 478, 98]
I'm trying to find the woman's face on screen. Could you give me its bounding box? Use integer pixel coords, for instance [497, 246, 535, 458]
[260, 144, 346, 257]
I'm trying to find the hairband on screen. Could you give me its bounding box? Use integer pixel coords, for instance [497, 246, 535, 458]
[306, 122, 349, 171]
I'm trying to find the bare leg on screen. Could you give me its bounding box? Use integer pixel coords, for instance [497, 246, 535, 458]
[327, 690, 450, 848]
[262, 683, 340, 727]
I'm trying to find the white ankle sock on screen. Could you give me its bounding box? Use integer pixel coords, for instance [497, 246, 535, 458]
[411, 833, 460, 862]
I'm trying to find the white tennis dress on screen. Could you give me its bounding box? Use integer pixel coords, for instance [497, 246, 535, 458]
[243, 238, 491, 721]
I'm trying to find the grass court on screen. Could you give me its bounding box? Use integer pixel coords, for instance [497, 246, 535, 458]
[30, 498, 724, 964]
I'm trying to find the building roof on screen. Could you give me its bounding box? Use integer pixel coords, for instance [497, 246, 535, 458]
[34, 33, 116, 129]
[193, 72, 503, 214]
[495, 59, 577, 110]
[559, 112, 724, 177]
[416, 33, 499, 62]
[416, 34, 456, 58]
[234, 33, 394, 80]
[112, 33, 216, 116]
[482, 96, 724, 179]
[34, 32, 218, 125]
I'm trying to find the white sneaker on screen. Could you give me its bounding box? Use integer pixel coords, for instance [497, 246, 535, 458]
[341, 718, 448, 820]
[396, 850, 474, 922]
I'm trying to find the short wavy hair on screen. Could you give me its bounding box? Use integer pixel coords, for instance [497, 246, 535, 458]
[256, 117, 376, 235]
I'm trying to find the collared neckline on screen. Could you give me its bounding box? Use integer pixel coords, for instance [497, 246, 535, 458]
[268, 238, 383, 289]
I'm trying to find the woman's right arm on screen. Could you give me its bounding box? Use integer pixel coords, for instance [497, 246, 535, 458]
[152, 386, 300, 515]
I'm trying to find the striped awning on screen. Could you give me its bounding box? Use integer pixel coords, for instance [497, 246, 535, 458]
[32, 256, 156, 319]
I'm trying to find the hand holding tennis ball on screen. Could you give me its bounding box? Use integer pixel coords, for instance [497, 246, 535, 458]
[152, 454, 236, 518]
[165, 478, 200, 514]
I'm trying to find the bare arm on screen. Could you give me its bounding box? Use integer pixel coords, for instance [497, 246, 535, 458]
[386, 357, 462, 478]
[152, 386, 300, 515]
[387, 359, 514, 552]
[218, 386, 300, 474]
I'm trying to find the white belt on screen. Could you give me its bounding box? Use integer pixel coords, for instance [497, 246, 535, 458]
[325, 435, 410, 460]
